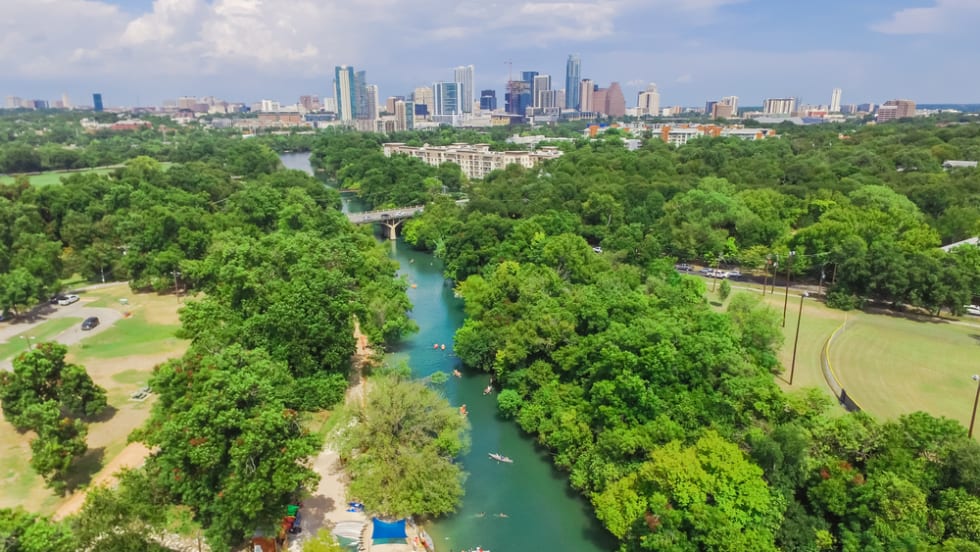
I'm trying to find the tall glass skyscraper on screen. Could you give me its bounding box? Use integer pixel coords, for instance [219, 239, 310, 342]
[92, 93, 103, 112]
[565, 55, 581, 110]
[334, 66, 356, 121]
[433, 82, 460, 116]
[453, 65, 474, 114]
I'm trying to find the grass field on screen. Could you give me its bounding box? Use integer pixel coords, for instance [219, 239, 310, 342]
[0, 162, 173, 188]
[0, 282, 188, 514]
[830, 312, 980, 426]
[0, 167, 119, 187]
[707, 275, 980, 431]
[0, 317, 82, 361]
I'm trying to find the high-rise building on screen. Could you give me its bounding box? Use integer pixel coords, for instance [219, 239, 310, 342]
[385, 96, 403, 114]
[522, 71, 539, 103]
[593, 88, 607, 116]
[334, 66, 356, 121]
[565, 54, 581, 109]
[704, 100, 717, 115]
[712, 102, 734, 119]
[454, 65, 475, 114]
[830, 88, 842, 113]
[605, 82, 626, 117]
[177, 96, 197, 110]
[877, 99, 916, 122]
[413, 87, 435, 118]
[365, 84, 379, 120]
[505, 80, 531, 115]
[480, 90, 497, 111]
[763, 98, 796, 115]
[579, 79, 594, 113]
[353, 71, 370, 119]
[433, 82, 461, 116]
[721, 95, 738, 116]
[637, 83, 660, 117]
[532, 74, 552, 108]
[93, 93, 103, 112]
[61, 92, 71, 109]
[394, 100, 414, 131]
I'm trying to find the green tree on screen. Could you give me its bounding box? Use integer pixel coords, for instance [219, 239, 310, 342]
[337, 373, 469, 518]
[139, 346, 321, 549]
[26, 401, 88, 492]
[0, 508, 77, 552]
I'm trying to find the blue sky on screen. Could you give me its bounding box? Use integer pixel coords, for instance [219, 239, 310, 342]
[2, 0, 979, 108]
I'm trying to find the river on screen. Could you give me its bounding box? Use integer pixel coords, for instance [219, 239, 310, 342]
[281, 152, 614, 552]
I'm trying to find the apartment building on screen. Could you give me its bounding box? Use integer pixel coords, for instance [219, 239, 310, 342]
[382, 142, 563, 179]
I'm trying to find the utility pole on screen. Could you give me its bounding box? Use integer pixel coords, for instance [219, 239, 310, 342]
[782, 251, 795, 327]
[789, 292, 808, 385]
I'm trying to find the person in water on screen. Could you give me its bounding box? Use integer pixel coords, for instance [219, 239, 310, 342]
[453, 369, 462, 378]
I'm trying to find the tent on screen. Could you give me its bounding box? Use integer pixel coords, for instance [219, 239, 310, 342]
[371, 518, 407, 543]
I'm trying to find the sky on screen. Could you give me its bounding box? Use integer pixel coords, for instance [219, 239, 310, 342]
[2, 0, 980, 108]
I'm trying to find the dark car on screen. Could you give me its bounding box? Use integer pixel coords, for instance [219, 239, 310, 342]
[81, 317, 100, 331]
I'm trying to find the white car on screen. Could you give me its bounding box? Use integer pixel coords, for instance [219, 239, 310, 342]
[966, 305, 980, 316]
[57, 294, 79, 306]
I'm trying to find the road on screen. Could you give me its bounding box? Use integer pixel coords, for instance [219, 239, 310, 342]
[0, 297, 124, 371]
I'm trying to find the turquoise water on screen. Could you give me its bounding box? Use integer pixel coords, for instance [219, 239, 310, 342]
[281, 153, 615, 552]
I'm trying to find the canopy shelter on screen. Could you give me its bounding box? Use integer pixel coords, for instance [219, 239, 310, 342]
[371, 518, 407, 544]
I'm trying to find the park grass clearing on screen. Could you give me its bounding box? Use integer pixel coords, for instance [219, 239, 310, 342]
[0, 317, 82, 361]
[830, 312, 980, 428]
[0, 162, 174, 188]
[0, 282, 189, 515]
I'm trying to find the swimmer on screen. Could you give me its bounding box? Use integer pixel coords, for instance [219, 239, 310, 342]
[453, 369, 462, 378]
[496, 513, 508, 518]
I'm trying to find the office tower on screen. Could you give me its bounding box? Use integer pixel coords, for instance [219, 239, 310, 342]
[365, 84, 379, 120]
[394, 100, 414, 131]
[704, 100, 717, 115]
[4, 96, 20, 109]
[593, 88, 607, 116]
[353, 71, 369, 119]
[877, 99, 916, 122]
[721, 95, 738, 116]
[637, 83, 660, 117]
[605, 82, 625, 117]
[453, 65, 475, 114]
[385, 96, 404, 114]
[532, 74, 552, 108]
[579, 79, 594, 112]
[565, 54, 581, 109]
[505, 80, 531, 115]
[480, 89, 497, 111]
[763, 98, 796, 115]
[712, 103, 734, 119]
[92, 93, 103, 112]
[522, 71, 539, 102]
[334, 65, 356, 121]
[259, 99, 281, 112]
[830, 88, 842, 112]
[61, 92, 70, 109]
[433, 82, 461, 116]
[412, 86, 435, 118]
[177, 96, 197, 110]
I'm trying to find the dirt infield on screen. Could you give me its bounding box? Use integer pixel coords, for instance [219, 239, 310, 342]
[52, 442, 152, 520]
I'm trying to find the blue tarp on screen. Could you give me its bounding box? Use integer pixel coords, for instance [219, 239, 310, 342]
[372, 518, 407, 541]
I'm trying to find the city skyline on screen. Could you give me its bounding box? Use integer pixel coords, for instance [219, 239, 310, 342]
[4, 0, 980, 107]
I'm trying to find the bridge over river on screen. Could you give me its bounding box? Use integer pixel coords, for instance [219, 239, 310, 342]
[345, 199, 468, 239]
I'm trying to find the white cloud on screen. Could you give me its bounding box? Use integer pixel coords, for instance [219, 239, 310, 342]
[872, 0, 980, 35]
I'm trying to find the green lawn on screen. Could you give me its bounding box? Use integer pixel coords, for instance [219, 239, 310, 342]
[0, 317, 83, 361]
[1, 162, 173, 188]
[72, 316, 182, 361]
[830, 313, 980, 427]
[0, 167, 119, 187]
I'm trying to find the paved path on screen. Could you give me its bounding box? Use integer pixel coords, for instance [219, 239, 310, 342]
[0, 296, 125, 371]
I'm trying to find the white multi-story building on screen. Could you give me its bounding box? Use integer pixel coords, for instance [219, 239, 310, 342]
[382, 142, 563, 179]
[637, 83, 660, 117]
[763, 98, 796, 115]
[453, 65, 475, 114]
[830, 88, 842, 113]
[413, 86, 435, 118]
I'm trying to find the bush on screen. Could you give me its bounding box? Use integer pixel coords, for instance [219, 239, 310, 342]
[826, 289, 860, 311]
[496, 389, 522, 418]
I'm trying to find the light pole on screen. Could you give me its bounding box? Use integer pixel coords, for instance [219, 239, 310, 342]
[969, 375, 980, 439]
[20, 335, 36, 351]
[789, 292, 809, 386]
[172, 269, 182, 303]
[782, 251, 795, 327]
[762, 255, 771, 296]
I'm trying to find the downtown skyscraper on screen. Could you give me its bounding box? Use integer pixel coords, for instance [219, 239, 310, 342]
[453, 65, 474, 114]
[565, 54, 581, 110]
[334, 66, 356, 121]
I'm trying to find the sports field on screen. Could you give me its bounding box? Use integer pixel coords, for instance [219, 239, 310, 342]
[0, 282, 188, 513]
[830, 311, 980, 427]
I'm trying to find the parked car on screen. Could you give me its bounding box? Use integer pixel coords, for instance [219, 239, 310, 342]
[675, 263, 693, 272]
[592, 246, 603, 253]
[81, 316, 99, 330]
[58, 294, 79, 306]
[727, 269, 742, 279]
[966, 305, 980, 316]
[0, 310, 11, 322]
